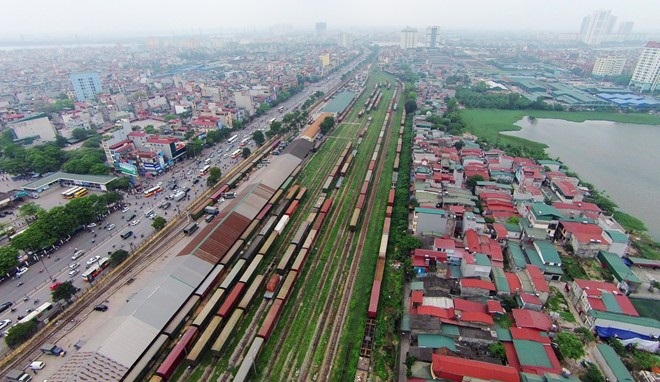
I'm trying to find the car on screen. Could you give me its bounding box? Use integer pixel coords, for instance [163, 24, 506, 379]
[130, 219, 140, 226]
[127, 214, 137, 222]
[71, 250, 85, 260]
[107, 224, 116, 231]
[86, 223, 96, 228]
[69, 269, 79, 277]
[121, 207, 130, 213]
[168, 183, 177, 191]
[156, 182, 163, 187]
[16, 267, 28, 277]
[160, 202, 171, 210]
[94, 304, 108, 312]
[49, 282, 62, 291]
[193, 178, 200, 184]
[222, 153, 228, 159]
[209, 152, 215, 158]
[86, 256, 101, 266]
[69, 262, 80, 270]
[29, 361, 45, 370]
[120, 230, 133, 239]
[0, 302, 13, 313]
[187, 170, 193, 175]
[0, 319, 12, 331]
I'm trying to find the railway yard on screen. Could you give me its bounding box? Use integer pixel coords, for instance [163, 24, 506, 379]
[1, 64, 409, 382]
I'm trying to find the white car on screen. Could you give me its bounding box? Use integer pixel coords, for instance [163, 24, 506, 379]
[16, 267, 28, 277]
[130, 219, 140, 226]
[69, 262, 80, 270]
[69, 269, 79, 277]
[0, 319, 11, 331]
[29, 361, 45, 370]
[86, 223, 96, 228]
[121, 207, 130, 213]
[156, 182, 163, 187]
[107, 224, 116, 231]
[86, 256, 101, 266]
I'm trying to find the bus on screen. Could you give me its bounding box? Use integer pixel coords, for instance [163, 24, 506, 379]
[18, 302, 54, 324]
[277, 106, 284, 113]
[9, 228, 27, 241]
[62, 186, 83, 199]
[227, 135, 239, 145]
[240, 137, 251, 147]
[73, 188, 88, 198]
[81, 257, 109, 282]
[144, 186, 162, 197]
[231, 149, 242, 159]
[0, 226, 15, 240]
[199, 165, 211, 176]
[269, 118, 277, 126]
[183, 222, 198, 235]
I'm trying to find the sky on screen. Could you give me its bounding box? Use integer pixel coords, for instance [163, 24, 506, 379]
[0, 0, 658, 40]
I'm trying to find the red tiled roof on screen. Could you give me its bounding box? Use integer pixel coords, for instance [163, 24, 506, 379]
[526, 265, 550, 293]
[413, 248, 448, 261]
[613, 294, 639, 316]
[552, 201, 602, 213]
[460, 279, 496, 291]
[411, 290, 424, 305]
[460, 311, 494, 325]
[574, 279, 619, 294]
[505, 272, 522, 292]
[487, 300, 505, 314]
[587, 296, 607, 311]
[415, 306, 455, 319]
[512, 309, 552, 331]
[434, 238, 455, 251]
[493, 223, 508, 239]
[453, 298, 488, 313]
[509, 327, 550, 343]
[465, 229, 480, 252]
[431, 354, 521, 382]
[561, 221, 604, 243]
[519, 292, 543, 306]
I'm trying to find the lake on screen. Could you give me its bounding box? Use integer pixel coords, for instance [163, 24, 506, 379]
[505, 117, 660, 240]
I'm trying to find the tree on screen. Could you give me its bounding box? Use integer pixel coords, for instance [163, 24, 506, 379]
[453, 141, 465, 150]
[144, 125, 158, 134]
[252, 130, 265, 146]
[109, 249, 130, 267]
[51, 280, 77, 303]
[488, 342, 507, 361]
[184, 130, 196, 140]
[554, 332, 585, 360]
[107, 177, 131, 191]
[580, 362, 605, 382]
[404, 100, 417, 115]
[152, 216, 166, 230]
[319, 116, 336, 135]
[574, 327, 595, 343]
[207, 167, 222, 187]
[71, 128, 93, 140]
[19, 202, 44, 221]
[506, 216, 520, 225]
[242, 147, 251, 159]
[186, 139, 204, 157]
[466, 175, 485, 193]
[4, 320, 38, 347]
[0, 246, 19, 276]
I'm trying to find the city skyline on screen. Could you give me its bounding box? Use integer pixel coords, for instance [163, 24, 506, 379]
[0, 0, 659, 40]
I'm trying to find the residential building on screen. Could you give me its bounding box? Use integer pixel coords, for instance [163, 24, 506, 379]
[629, 41, 660, 92]
[70, 72, 102, 102]
[426, 26, 439, 49]
[593, 344, 635, 382]
[9, 113, 57, 143]
[554, 221, 608, 258]
[592, 56, 626, 76]
[431, 354, 521, 382]
[460, 253, 491, 278]
[586, 310, 660, 346]
[568, 279, 638, 319]
[400, 27, 417, 49]
[315, 22, 327, 37]
[338, 33, 352, 48]
[596, 251, 641, 293]
[580, 9, 617, 45]
[412, 207, 450, 236]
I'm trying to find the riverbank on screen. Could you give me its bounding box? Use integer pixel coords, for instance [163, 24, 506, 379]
[461, 109, 660, 153]
[462, 108, 660, 258]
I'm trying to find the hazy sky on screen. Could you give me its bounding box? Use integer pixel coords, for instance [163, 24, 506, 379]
[1, 0, 658, 39]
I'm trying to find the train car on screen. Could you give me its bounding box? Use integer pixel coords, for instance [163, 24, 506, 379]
[295, 187, 307, 201]
[386, 205, 393, 218]
[291, 248, 309, 273]
[349, 208, 361, 232]
[124, 334, 169, 382]
[322, 176, 334, 192]
[185, 315, 223, 366]
[191, 203, 208, 220]
[211, 308, 245, 355]
[291, 221, 310, 246]
[259, 231, 278, 256]
[281, 176, 294, 191]
[239, 219, 260, 242]
[368, 280, 382, 319]
[379, 234, 389, 259]
[301, 229, 316, 251]
[219, 258, 247, 290]
[238, 274, 264, 310]
[365, 170, 373, 183]
[383, 217, 391, 235]
[290, 164, 302, 179]
[313, 195, 326, 212]
[227, 173, 243, 188]
[210, 185, 230, 203]
[360, 181, 369, 196]
[368, 160, 376, 171]
[393, 157, 400, 171]
[241, 234, 265, 261]
[320, 198, 333, 214]
[313, 212, 326, 231]
[256, 203, 272, 221]
[285, 200, 300, 217]
[220, 239, 244, 266]
[268, 189, 284, 206]
[375, 257, 386, 282]
[149, 375, 164, 382]
[191, 288, 226, 329]
[257, 299, 284, 340]
[285, 184, 300, 201]
[155, 326, 199, 380]
[162, 295, 201, 338]
[335, 177, 344, 189]
[194, 264, 226, 298]
[276, 270, 298, 301]
[233, 337, 264, 382]
[274, 215, 290, 235]
[371, 151, 379, 162]
[218, 282, 245, 318]
[272, 201, 288, 221]
[356, 194, 365, 210]
[259, 216, 277, 237]
[340, 162, 350, 177]
[239, 254, 263, 285]
[306, 212, 317, 225]
[276, 243, 298, 275]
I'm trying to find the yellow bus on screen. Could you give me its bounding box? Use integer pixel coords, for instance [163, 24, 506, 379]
[62, 186, 83, 198]
[73, 188, 88, 198]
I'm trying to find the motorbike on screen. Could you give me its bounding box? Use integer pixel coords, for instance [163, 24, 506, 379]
[33, 299, 40, 305]
[17, 282, 23, 287]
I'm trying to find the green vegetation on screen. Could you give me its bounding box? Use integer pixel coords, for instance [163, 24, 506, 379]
[109, 249, 130, 267]
[574, 327, 595, 343]
[609, 338, 660, 371]
[488, 342, 507, 361]
[580, 362, 605, 382]
[613, 211, 647, 232]
[4, 319, 38, 347]
[546, 287, 577, 323]
[560, 255, 588, 281]
[554, 332, 585, 360]
[51, 280, 77, 303]
[456, 86, 561, 111]
[319, 115, 336, 134]
[251, 130, 265, 146]
[494, 314, 514, 328]
[206, 167, 222, 187]
[152, 216, 166, 230]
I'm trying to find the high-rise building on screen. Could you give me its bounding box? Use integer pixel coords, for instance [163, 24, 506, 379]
[426, 26, 440, 49]
[580, 9, 617, 45]
[617, 21, 634, 35]
[338, 32, 352, 48]
[70, 72, 102, 102]
[592, 56, 626, 76]
[315, 22, 327, 37]
[629, 41, 660, 92]
[400, 27, 417, 49]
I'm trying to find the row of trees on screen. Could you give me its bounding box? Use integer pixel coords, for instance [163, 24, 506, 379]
[0, 192, 123, 275]
[455, 85, 564, 111]
[267, 109, 311, 139]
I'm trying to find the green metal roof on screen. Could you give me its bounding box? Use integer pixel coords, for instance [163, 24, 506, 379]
[492, 267, 510, 293]
[415, 207, 446, 216]
[627, 256, 660, 267]
[22, 171, 117, 191]
[589, 310, 660, 329]
[520, 373, 545, 382]
[401, 313, 411, 332]
[597, 251, 641, 284]
[495, 327, 512, 341]
[520, 218, 549, 239]
[605, 230, 628, 243]
[321, 91, 355, 114]
[508, 242, 528, 269]
[513, 339, 552, 367]
[524, 244, 563, 275]
[534, 240, 562, 265]
[440, 324, 461, 337]
[596, 344, 635, 382]
[410, 281, 424, 291]
[504, 223, 522, 233]
[474, 253, 491, 266]
[476, 181, 512, 189]
[537, 160, 562, 167]
[544, 373, 580, 382]
[601, 292, 623, 314]
[530, 202, 563, 221]
[418, 334, 456, 350]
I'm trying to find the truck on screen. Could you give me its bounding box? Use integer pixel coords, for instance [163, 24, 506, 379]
[40, 343, 66, 356]
[174, 191, 186, 202]
[223, 192, 237, 199]
[5, 369, 31, 382]
[204, 206, 219, 215]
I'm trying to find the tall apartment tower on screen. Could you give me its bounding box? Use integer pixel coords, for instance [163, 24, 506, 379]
[400, 27, 418, 49]
[70, 72, 102, 102]
[592, 56, 626, 76]
[426, 26, 440, 49]
[338, 32, 352, 48]
[629, 41, 660, 93]
[315, 22, 327, 37]
[580, 9, 617, 45]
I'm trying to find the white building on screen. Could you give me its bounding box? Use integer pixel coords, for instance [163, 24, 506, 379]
[580, 9, 617, 45]
[400, 27, 418, 49]
[426, 26, 440, 49]
[9, 113, 57, 143]
[592, 56, 626, 76]
[338, 33, 352, 48]
[629, 41, 660, 92]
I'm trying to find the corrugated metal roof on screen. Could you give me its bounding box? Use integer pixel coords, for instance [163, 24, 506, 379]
[195, 212, 251, 264]
[596, 344, 635, 382]
[46, 351, 128, 382]
[258, 153, 301, 189]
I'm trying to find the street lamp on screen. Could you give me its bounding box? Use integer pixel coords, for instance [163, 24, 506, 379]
[38, 256, 54, 281]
